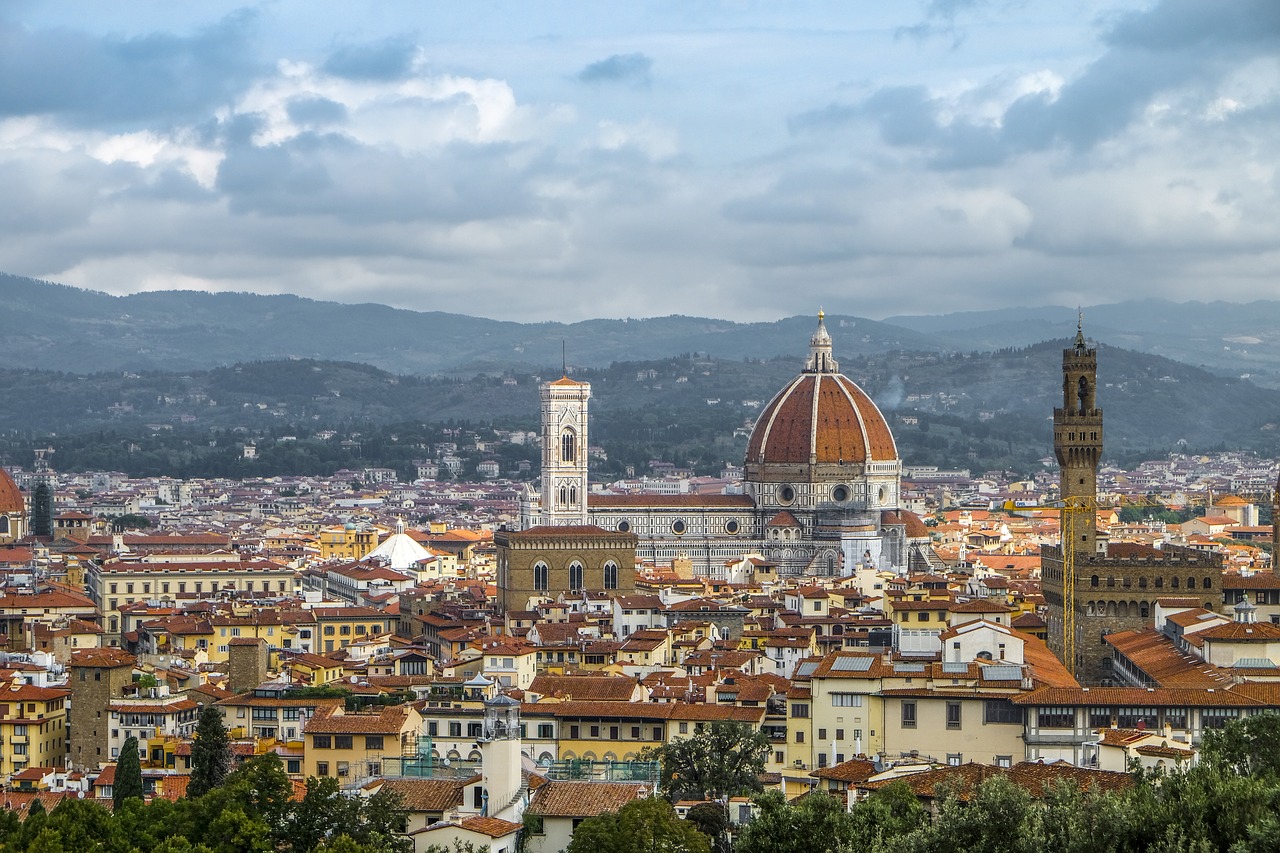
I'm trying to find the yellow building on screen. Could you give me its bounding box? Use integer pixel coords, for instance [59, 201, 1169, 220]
[0, 681, 70, 779]
[287, 653, 347, 686]
[317, 525, 382, 562]
[88, 557, 298, 635]
[311, 606, 397, 654]
[303, 704, 422, 782]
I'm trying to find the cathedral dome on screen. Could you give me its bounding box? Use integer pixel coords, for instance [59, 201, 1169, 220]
[0, 468, 22, 514]
[746, 313, 897, 467]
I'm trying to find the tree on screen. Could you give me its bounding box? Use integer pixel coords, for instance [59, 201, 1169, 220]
[114, 736, 145, 808]
[288, 776, 361, 853]
[644, 721, 770, 802]
[564, 797, 709, 853]
[685, 802, 730, 853]
[1202, 711, 1280, 780]
[188, 705, 233, 798]
[734, 790, 857, 853]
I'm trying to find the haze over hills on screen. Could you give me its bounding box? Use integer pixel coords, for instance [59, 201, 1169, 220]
[886, 301, 1280, 388]
[8, 274, 1280, 387]
[4, 272, 1280, 476]
[0, 274, 939, 377]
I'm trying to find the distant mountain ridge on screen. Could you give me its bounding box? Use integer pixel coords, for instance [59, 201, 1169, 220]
[886, 300, 1280, 388]
[5, 273, 1280, 386]
[0, 274, 938, 377]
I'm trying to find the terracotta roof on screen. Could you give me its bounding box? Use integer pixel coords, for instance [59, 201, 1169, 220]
[810, 757, 877, 783]
[747, 372, 897, 466]
[857, 761, 1132, 800]
[1103, 629, 1230, 688]
[588, 494, 755, 509]
[303, 705, 414, 734]
[363, 777, 474, 811]
[503, 524, 628, 538]
[528, 781, 649, 817]
[1197, 621, 1280, 641]
[528, 674, 638, 702]
[0, 469, 21, 515]
[70, 648, 137, 669]
[1011, 686, 1269, 707]
[1223, 572, 1280, 590]
[456, 815, 522, 838]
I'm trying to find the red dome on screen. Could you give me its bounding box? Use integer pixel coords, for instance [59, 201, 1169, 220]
[0, 468, 23, 515]
[747, 372, 897, 465]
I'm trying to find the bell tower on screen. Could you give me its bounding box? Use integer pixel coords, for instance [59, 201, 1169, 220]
[539, 375, 591, 526]
[1053, 317, 1103, 555]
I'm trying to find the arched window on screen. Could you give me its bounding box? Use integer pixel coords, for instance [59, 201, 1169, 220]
[533, 562, 549, 592]
[1171, 577, 1179, 589]
[568, 485, 578, 506]
[558, 485, 569, 505]
[1090, 575, 1099, 588]
[1138, 577, 1147, 589]
[1187, 577, 1196, 590]
[603, 561, 618, 590]
[1140, 602, 1149, 619]
[1203, 576, 1213, 589]
[568, 561, 583, 590]
[0, 517, 8, 535]
[1155, 577, 1164, 589]
[1077, 376, 1089, 415]
[561, 429, 577, 463]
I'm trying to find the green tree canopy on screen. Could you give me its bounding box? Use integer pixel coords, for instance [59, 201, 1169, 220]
[564, 797, 709, 853]
[643, 721, 770, 802]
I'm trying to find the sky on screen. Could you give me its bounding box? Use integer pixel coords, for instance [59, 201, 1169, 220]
[1, 1, 1277, 323]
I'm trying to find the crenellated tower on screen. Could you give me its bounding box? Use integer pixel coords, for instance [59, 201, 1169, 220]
[1053, 317, 1103, 555]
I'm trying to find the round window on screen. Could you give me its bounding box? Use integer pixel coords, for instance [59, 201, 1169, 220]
[832, 485, 850, 503]
[672, 520, 686, 535]
[778, 485, 796, 505]
[725, 520, 739, 535]
[878, 486, 889, 503]
[617, 521, 630, 533]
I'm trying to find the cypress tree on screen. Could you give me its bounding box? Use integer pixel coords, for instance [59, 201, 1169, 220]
[189, 704, 233, 798]
[114, 736, 144, 807]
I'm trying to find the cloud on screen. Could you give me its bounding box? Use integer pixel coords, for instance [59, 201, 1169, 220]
[576, 53, 653, 87]
[285, 96, 348, 128]
[797, 0, 1280, 167]
[896, 0, 986, 44]
[321, 37, 418, 81]
[0, 11, 263, 126]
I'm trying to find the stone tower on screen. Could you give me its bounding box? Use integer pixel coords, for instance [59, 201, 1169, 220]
[539, 376, 591, 527]
[227, 637, 269, 695]
[1053, 317, 1103, 555]
[69, 648, 136, 771]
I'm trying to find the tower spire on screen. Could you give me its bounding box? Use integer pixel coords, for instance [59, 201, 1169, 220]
[1075, 309, 1086, 351]
[804, 309, 838, 374]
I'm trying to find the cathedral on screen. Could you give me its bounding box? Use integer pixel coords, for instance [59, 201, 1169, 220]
[0, 468, 25, 545]
[517, 313, 939, 579]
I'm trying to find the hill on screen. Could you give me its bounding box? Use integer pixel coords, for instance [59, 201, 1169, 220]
[3, 342, 1276, 479]
[0, 274, 938, 376]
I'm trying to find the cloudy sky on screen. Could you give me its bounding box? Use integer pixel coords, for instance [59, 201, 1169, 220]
[2, 1, 1277, 322]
